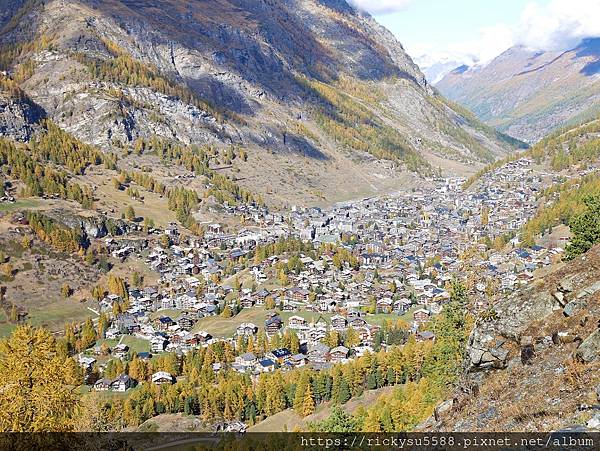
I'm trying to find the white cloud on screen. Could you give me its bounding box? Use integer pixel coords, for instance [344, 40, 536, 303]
[415, 0, 600, 71]
[412, 23, 514, 71]
[515, 0, 600, 51]
[348, 0, 413, 15]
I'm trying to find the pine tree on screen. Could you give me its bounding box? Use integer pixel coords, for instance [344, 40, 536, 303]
[73, 392, 114, 432]
[79, 318, 97, 351]
[566, 195, 600, 260]
[308, 406, 357, 432]
[337, 377, 351, 404]
[289, 330, 300, 354]
[362, 409, 382, 432]
[107, 275, 128, 300]
[92, 285, 105, 302]
[344, 328, 360, 348]
[265, 372, 286, 415]
[293, 374, 308, 413]
[129, 356, 148, 382]
[380, 406, 393, 432]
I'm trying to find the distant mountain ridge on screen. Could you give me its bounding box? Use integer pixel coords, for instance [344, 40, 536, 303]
[436, 38, 600, 143]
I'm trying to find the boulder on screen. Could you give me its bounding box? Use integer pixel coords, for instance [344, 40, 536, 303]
[576, 281, 600, 300]
[81, 217, 109, 239]
[0, 92, 44, 141]
[521, 344, 535, 365]
[469, 348, 485, 366]
[480, 351, 496, 364]
[575, 331, 600, 363]
[552, 332, 580, 345]
[558, 280, 574, 293]
[520, 336, 533, 346]
[434, 399, 454, 422]
[490, 346, 510, 361]
[587, 413, 600, 430]
[552, 291, 566, 306]
[563, 300, 586, 317]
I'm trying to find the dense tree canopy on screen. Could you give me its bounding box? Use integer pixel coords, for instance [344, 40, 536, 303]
[565, 195, 600, 260]
[0, 325, 81, 431]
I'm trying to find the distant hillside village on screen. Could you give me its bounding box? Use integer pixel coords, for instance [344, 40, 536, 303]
[67, 157, 574, 400]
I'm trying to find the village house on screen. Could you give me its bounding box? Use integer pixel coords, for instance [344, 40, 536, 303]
[234, 352, 258, 372]
[94, 373, 133, 392]
[328, 314, 345, 330]
[177, 314, 196, 331]
[307, 342, 330, 364]
[151, 336, 167, 353]
[258, 358, 276, 373]
[113, 344, 129, 359]
[236, 323, 258, 337]
[156, 316, 175, 331]
[267, 348, 292, 365]
[329, 346, 349, 363]
[151, 371, 175, 385]
[287, 315, 307, 329]
[413, 308, 431, 325]
[265, 314, 282, 336]
[111, 373, 134, 392]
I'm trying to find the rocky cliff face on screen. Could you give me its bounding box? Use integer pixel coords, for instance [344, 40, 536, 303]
[0, 90, 44, 140]
[0, 0, 520, 205]
[432, 245, 600, 431]
[0, 0, 28, 30]
[436, 39, 600, 143]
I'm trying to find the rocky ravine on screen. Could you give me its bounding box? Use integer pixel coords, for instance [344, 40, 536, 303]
[427, 245, 600, 431]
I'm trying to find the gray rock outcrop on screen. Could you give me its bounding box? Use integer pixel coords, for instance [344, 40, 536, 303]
[575, 330, 600, 363]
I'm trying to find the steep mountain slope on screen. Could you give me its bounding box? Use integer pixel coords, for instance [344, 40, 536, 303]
[0, 0, 521, 207]
[437, 39, 600, 144]
[434, 244, 600, 431]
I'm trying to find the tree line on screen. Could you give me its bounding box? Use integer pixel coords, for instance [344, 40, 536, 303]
[520, 173, 600, 247]
[0, 120, 119, 208]
[73, 38, 239, 124]
[0, 137, 95, 208]
[144, 136, 261, 207]
[298, 76, 432, 175]
[25, 211, 89, 254]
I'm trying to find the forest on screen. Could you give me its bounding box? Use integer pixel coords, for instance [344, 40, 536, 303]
[0, 281, 470, 432]
[520, 173, 600, 247]
[298, 77, 432, 174]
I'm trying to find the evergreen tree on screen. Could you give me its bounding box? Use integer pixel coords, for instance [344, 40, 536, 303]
[308, 406, 357, 432]
[566, 195, 600, 260]
[337, 377, 351, 404]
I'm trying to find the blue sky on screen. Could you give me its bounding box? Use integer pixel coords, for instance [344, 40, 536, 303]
[349, 0, 600, 65]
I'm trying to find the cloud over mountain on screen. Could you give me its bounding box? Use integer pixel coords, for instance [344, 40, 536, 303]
[415, 0, 600, 76]
[515, 0, 600, 51]
[348, 0, 413, 15]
